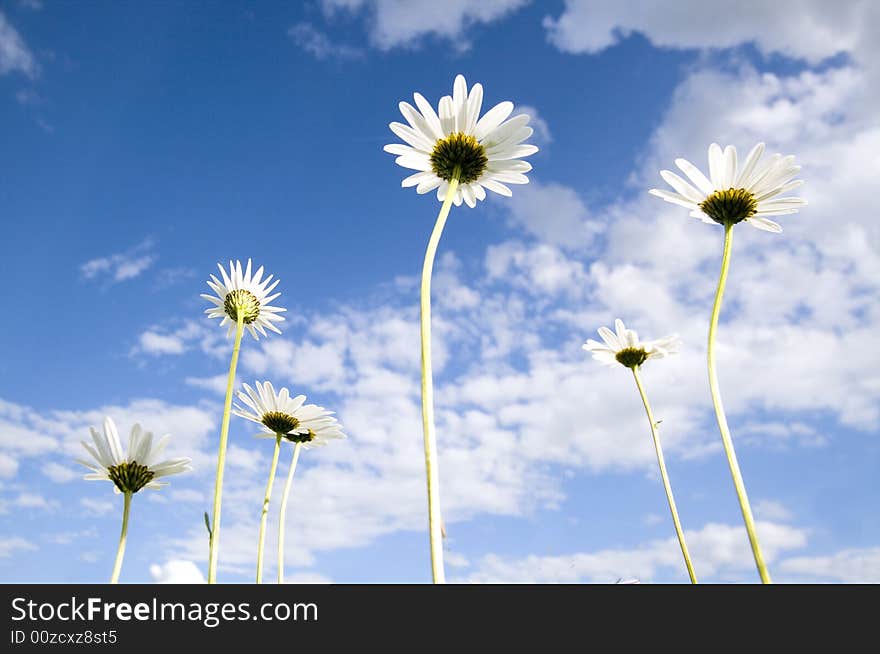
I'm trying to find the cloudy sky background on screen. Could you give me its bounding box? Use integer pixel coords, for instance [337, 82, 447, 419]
[1, 0, 878, 583]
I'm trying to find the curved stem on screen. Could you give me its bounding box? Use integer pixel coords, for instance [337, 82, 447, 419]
[256, 434, 283, 584]
[207, 315, 245, 584]
[110, 492, 132, 584]
[277, 441, 302, 584]
[708, 223, 771, 583]
[419, 176, 460, 584]
[631, 367, 698, 584]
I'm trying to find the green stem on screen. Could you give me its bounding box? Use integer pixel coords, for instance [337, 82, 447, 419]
[708, 223, 771, 583]
[207, 315, 245, 584]
[419, 175, 460, 584]
[256, 434, 283, 584]
[277, 441, 302, 584]
[110, 492, 132, 584]
[631, 367, 698, 584]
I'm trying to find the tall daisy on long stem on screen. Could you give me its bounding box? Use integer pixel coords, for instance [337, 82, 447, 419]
[233, 381, 344, 583]
[650, 142, 806, 583]
[385, 74, 538, 582]
[584, 319, 697, 584]
[201, 259, 285, 583]
[77, 417, 191, 583]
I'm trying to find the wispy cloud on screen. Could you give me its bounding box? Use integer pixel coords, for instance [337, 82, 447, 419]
[320, 0, 529, 51]
[288, 22, 363, 60]
[0, 10, 38, 77]
[79, 239, 157, 284]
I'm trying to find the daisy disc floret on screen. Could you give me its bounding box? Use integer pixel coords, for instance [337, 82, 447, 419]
[77, 417, 192, 494]
[384, 74, 538, 208]
[649, 142, 806, 233]
[234, 381, 347, 447]
[201, 259, 286, 340]
[584, 319, 681, 370]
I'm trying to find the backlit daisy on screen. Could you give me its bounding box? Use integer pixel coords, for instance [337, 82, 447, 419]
[203, 260, 285, 583]
[202, 259, 286, 340]
[76, 416, 191, 583]
[649, 142, 805, 232]
[234, 380, 346, 582]
[384, 74, 538, 208]
[77, 417, 192, 494]
[583, 319, 681, 369]
[583, 320, 696, 582]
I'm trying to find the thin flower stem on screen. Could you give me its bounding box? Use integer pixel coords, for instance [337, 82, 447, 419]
[631, 367, 698, 584]
[256, 434, 283, 584]
[277, 441, 302, 585]
[419, 175, 460, 584]
[110, 492, 132, 584]
[709, 223, 771, 583]
[207, 315, 245, 584]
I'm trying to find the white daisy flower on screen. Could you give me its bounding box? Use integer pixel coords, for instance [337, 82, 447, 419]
[583, 319, 681, 369]
[77, 417, 192, 494]
[384, 73, 538, 208]
[649, 142, 806, 233]
[233, 381, 346, 447]
[201, 259, 286, 340]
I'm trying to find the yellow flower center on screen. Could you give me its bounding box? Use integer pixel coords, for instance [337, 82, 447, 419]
[285, 429, 316, 444]
[107, 461, 155, 494]
[224, 289, 260, 324]
[615, 347, 649, 369]
[699, 188, 758, 225]
[261, 411, 300, 435]
[430, 132, 488, 184]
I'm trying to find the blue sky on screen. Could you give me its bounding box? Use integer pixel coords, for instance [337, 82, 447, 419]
[1, 0, 879, 583]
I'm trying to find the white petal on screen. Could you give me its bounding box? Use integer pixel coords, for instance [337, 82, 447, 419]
[659, 170, 704, 203]
[746, 216, 783, 233]
[674, 158, 714, 195]
[648, 188, 699, 210]
[735, 142, 765, 187]
[707, 143, 724, 189]
[413, 92, 443, 141]
[474, 101, 514, 141]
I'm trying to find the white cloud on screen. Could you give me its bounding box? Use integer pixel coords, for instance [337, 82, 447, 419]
[0, 453, 18, 478]
[485, 240, 589, 297]
[185, 374, 232, 395]
[543, 0, 876, 64]
[502, 180, 602, 249]
[780, 547, 880, 583]
[0, 11, 36, 77]
[79, 497, 115, 516]
[463, 520, 808, 583]
[150, 559, 206, 583]
[132, 320, 228, 359]
[0, 537, 36, 558]
[40, 461, 77, 484]
[321, 0, 529, 50]
[288, 22, 362, 60]
[753, 499, 793, 523]
[137, 331, 186, 355]
[1, 492, 56, 513]
[80, 239, 157, 284]
[514, 104, 552, 146]
[284, 571, 333, 584]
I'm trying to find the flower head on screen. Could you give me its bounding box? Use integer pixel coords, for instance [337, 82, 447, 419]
[77, 417, 192, 494]
[583, 319, 681, 369]
[384, 74, 538, 208]
[649, 142, 806, 232]
[233, 381, 346, 448]
[201, 259, 286, 340]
